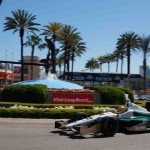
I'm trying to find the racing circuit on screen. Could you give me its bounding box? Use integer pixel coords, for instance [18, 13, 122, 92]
[0, 118, 150, 150]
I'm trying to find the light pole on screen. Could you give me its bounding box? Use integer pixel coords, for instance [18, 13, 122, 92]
[5, 48, 8, 86]
[11, 52, 14, 84]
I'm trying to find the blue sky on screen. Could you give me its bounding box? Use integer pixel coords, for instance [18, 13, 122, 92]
[0, 0, 150, 74]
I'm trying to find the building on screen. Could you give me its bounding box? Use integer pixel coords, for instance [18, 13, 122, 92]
[23, 56, 41, 80]
[0, 56, 41, 88]
[0, 63, 12, 89]
[139, 66, 150, 77]
[139, 66, 150, 89]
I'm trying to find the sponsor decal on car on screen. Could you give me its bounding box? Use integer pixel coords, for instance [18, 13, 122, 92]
[127, 122, 147, 131]
[80, 124, 101, 135]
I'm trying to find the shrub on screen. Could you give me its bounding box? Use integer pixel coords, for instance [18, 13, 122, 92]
[0, 108, 104, 119]
[1, 84, 47, 103]
[85, 86, 126, 104]
[117, 87, 134, 102]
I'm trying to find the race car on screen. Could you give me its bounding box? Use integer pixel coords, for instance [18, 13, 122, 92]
[55, 100, 150, 137]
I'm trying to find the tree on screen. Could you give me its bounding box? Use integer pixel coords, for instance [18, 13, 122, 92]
[57, 54, 64, 76]
[139, 35, 150, 91]
[3, 9, 40, 81]
[42, 22, 62, 73]
[69, 37, 86, 73]
[117, 31, 141, 76]
[24, 34, 46, 79]
[113, 50, 121, 73]
[104, 53, 114, 73]
[116, 45, 127, 74]
[0, 0, 2, 5]
[85, 57, 99, 72]
[97, 56, 105, 72]
[57, 25, 81, 75]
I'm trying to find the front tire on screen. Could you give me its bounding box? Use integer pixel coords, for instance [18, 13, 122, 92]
[68, 112, 88, 123]
[101, 117, 119, 137]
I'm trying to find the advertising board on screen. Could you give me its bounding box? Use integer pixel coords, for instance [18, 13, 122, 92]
[52, 93, 94, 104]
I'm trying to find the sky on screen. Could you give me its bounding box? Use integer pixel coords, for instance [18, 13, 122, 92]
[0, 0, 150, 74]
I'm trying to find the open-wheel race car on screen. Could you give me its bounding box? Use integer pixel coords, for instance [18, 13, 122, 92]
[55, 100, 150, 137]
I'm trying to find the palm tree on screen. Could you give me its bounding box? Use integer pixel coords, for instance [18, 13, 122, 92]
[113, 50, 121, 73]
[69, 37, 86, 73]
[97, 56, 105, 72]
[3, 9, 40, 81]
[0, 0, 2, 5]
[42, 22, 62, 73]
[116, 31, 141, 76]
[139, 35, 150, 91]
[57, 54, 64, 76]
[116, 45, 127, 74]
[85, 57, 99, 72]
[104, 53, 113, 73]
[24, 34, 46, 80]
[57, 25, 81, 75]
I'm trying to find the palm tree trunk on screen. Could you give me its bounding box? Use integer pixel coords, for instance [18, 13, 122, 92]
[100, 63, 102, 72]
[108, 62, 110, 73]
[127, 45, 131, 75]
[127, 45, 131, 88]
[20, 35, 24, 81]
[116, 60, 118, 73]
[121, 57, 123, 74]
[51, 50, 55, 73]
[67, 59, 70, 73]
[143, 58, 146, 92]
[63, 48, 67, 79]
[51, 39, 56, 74]
[31, 45, 34, 80]
[0, 0, 2, 5]
[59, 64, 61, 76]
[67, 50, 70, 73]
[53, 39, 56, 74]
[71, 51, 75, 73]
[71, 59, 74, 73]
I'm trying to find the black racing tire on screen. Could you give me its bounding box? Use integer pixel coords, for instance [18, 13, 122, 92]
[101, 117, 119, 137]
[75, 112, 88, 121]
[68, 112, 88, 123]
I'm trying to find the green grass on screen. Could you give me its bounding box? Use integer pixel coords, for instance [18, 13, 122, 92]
[134, 100, 149, 107]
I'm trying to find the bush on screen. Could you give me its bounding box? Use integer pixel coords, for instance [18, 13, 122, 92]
[1, 84, 47, 103]
[117, 87, 134, 102]
[85, 86, 126, 104]
[0, 108, 103, 119]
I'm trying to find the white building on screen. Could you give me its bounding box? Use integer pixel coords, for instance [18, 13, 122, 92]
[139, 66, 150, 77]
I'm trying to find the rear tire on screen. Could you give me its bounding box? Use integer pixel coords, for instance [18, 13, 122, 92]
[101, 117, 119, 137]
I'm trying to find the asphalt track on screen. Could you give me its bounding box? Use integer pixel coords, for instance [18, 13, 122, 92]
[0, 118, 150, 150]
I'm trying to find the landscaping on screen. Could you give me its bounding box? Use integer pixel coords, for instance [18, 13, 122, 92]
[0, 84, 137, 118]
[1, 84, 149, 119]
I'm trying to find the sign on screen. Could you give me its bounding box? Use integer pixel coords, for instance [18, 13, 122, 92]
[0, 72, 12, 80]
[63, 72, 143, 82]
[13, 66, 21, 74]
[52, 93, 94, 104]
[80, 124, 101, 135]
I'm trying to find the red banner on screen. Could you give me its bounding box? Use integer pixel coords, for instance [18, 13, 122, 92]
[52, 93, 94, 104]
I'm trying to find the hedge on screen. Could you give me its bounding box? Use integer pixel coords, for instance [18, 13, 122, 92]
[1, 85, 133, 105]
[1, 84, 47, 103]
[85, 86, 133, 104]
[0, 108, 104, 119]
